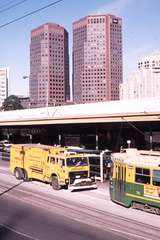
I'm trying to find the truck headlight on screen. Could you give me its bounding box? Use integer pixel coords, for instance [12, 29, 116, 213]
[65, 179, 69, 184]
[91, 176, 95, 181]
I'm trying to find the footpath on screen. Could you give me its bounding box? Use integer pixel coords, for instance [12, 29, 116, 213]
[96, 180, 109, 195]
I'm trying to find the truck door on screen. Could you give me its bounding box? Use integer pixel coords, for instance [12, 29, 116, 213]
[57, 158, 66, 183]
[44, 156, 50, 180]
[44, 157, 65, 184]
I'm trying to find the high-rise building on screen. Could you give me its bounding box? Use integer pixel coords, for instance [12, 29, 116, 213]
[30, 23, 70, 108]
[0, 68, 9, 107]
[120, 52, 160, 99]
[72, 15, 122, 104]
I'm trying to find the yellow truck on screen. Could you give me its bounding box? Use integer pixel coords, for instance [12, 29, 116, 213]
[10, 144, 97, 190]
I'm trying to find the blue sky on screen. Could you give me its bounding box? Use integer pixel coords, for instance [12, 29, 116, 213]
[0, 0, 160, 96]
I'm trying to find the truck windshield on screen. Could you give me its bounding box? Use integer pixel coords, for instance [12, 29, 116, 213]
[66, 157, 88, 166]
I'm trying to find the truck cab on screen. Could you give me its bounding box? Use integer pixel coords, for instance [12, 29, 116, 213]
[45, 151, 96, 190]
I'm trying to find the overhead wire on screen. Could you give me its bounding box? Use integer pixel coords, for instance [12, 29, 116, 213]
[115, 122, 123, 150]
[0, 0, 18, 9]
[0, 0, 29, 14]
[121, 117, 145, 136]
[0, 0, 64, 29]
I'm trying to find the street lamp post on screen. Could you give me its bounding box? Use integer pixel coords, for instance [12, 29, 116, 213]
[7, 133, 12, 141]
[26, 134, 32, 143]
[127, 140, 131, 148]
[23, 75, 29, 94]
[149, 135, 153, 150]
[22, 75, 30, 108]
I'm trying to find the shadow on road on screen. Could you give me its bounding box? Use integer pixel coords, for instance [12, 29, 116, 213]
[0, 209, 29, 240]
[0, 182, 23, 197]
[0, 180, 29, 239]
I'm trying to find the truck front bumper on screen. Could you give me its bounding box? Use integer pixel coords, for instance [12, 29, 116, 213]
[68, 178, 97, 191]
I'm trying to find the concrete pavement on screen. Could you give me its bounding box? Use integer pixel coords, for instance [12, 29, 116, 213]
[0, 158, 109, 195]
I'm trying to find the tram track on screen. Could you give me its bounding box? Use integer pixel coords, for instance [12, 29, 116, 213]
[0, 163, 159, 240]
[0, 178, 159, 240]
[132, 202, 160, 215]
[27, 195, 160, 240]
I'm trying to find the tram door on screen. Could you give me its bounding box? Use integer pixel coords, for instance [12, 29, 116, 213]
[115, 163, 126, 203]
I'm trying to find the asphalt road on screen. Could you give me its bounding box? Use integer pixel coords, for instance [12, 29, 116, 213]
[0, 195, 119, 240]
[0, 181, 130, 240]
[0, 159, 160, 240]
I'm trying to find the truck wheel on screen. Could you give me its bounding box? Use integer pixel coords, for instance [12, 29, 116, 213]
[23, 169, 29, 182]
[14, 168, 23, 180]
[51, 176, 61, 190]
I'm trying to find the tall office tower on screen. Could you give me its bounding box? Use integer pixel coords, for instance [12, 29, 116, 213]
[30, 23, 70, 108]
[73, 15, 122, 104]
[0, 68, 9, 107]
[120, 52, 160, 99]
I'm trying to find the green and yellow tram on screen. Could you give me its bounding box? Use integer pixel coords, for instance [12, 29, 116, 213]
[110, 148, 160, 214]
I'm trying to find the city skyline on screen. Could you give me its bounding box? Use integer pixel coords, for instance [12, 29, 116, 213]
[0, 0, 160, 96]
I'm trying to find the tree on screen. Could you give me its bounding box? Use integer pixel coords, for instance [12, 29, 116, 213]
[1, 95, 23, 111]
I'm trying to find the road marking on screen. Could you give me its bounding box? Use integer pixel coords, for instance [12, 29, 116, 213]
[0, 166, 9, 171]
[108, 227, 155, 240]
[0, 223, 40, 240]
[92, 189, 109, 196]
